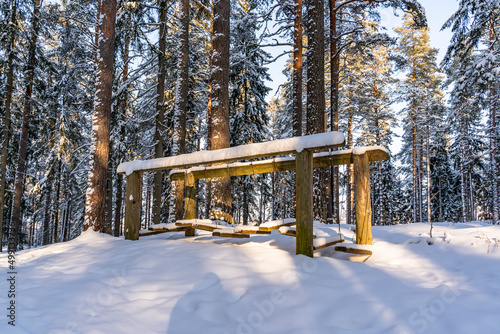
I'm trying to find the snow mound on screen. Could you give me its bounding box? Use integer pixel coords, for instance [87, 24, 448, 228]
[1, 222, 500, 333]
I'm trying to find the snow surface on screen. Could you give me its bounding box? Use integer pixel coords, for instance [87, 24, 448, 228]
[1, 222, 500, 333]
[149, 223, 179, 231]
[352, 145, 388, 156]
[260, 218, 296, 228]
[117, 132, 345, 175]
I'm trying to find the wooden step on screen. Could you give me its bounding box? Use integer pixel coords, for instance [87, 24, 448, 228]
[237, 229, 271, 235]
[313, 238, 344, 250]
[147, 226, 187, 232]
[279, 229, 317, 239]
[334, 245, 372, 255]
[259, 220, 296, 232]
[212, 231, 250, 238]
[175, 222, 222, 232]
[139, 229, 186, 237]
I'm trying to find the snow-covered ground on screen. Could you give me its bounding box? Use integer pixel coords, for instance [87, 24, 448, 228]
[1, 221, 500, 334]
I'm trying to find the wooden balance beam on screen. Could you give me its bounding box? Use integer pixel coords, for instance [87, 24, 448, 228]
[117, 131, 389, 258]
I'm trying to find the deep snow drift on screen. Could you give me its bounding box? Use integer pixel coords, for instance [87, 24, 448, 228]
[1, 221, 499, 334]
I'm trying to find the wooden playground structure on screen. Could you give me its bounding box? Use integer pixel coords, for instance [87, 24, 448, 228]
[117, 132, 389, 257]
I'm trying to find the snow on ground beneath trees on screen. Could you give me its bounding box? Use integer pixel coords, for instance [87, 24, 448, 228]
[1, 222, 500, 334]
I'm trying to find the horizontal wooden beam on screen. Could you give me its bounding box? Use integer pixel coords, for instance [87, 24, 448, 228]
[170, 148, 389, 181]
[313, 238, 345, 251]
[212, 231, 250, 238]
[335, 245, 373, 255]
[118, 132, 345, 175]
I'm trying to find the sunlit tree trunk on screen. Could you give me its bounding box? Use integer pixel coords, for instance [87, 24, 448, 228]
[209, 0, 232, 222]
[293, 0, 303, 137]
[83, 0, 117, 232]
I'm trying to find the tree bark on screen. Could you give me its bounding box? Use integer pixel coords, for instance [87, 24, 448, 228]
[329, 1, 340, 225]
[170, 0, 189, 222]
[293, 0, 303, 137]
[0, 0, 17, 251]
[83, 0, 117, 232]
[9, 0, 41, 252]
[489, 18, 498, 224]
[347, 106, 353, 225]
[104, 157, 113, 234]
[53, 160, 62, 243]
[114, 26, 129, 237]
[209, 0, 232, 222]
[152, 0, 167, 225]
[42, 177, 53, 246]
[425, 99, 431, 223]
[305, 0, 326, 222]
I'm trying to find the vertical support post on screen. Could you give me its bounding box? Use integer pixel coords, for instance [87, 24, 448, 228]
[353, 152, 373, 245]
[125, 172, 141, 240]
[184, 172, 196, 236]
[296, 149, 314, 257]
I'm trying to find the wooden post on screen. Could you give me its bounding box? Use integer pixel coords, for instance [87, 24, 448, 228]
[184, 172, 196, 236]
[353, 152, 373, 245]
[296, 149, 314, 257]
[125, 172, 141, 240]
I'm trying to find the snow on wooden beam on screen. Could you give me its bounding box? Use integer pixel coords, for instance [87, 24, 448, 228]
[170, 147, 389, 181]
[117, 131, 345, 175]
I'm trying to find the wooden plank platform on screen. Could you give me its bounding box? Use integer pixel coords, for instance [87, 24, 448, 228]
[139, 229, 176, 237]
[148, 226, 188, 232]
[212, 231, 250, 238]
[279, 229, 317, 239]
[175, 222, 222, 232]
[237, 229, 271, 235]
[313, 238, 345, 250]
[334, 245, 373, 255]
[259, 221, 296, 232]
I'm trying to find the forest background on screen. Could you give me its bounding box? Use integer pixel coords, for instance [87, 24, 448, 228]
[0, 0, 498, 251]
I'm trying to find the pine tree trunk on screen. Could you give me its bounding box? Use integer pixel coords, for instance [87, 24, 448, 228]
[412, 113, 418, 223]
[489, 16, 499, 224]
[291, 0, 302, 221]
[42, 177, 53, 246]
[375, 109, 385, 225]
[104, 158, 113, 234]
[210, 0, 232, 222]
[459, 112, 468, 223]
[83, 0, 117, 232]
[170, 0, 189, 222]
[293, 0, 303, 137]
[419, 132, 424, 223]
[152, 0, 167, 225]
[113, 30, 129, 237]
[305, 0, 325, 222]
[490, 83, 498, 224]
[206, 25, 213, 219]
[53, 161, 62, 243]
[329, 1, 340, 225]
[0, 0, 17, 251]
[426, 103, 431, 223]
[63, 202, 71, 242]
[346, 102, 354, 225]
[8, 0, 41, 252]
[243, 178, 249, 225]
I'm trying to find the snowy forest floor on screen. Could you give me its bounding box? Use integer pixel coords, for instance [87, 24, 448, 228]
[1, 221, 500, 334]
